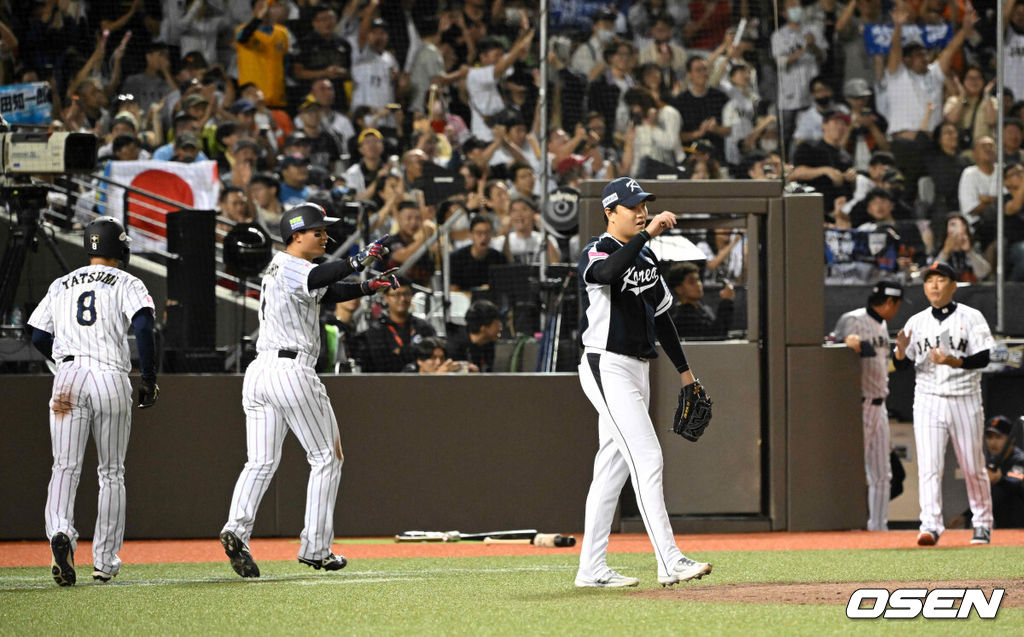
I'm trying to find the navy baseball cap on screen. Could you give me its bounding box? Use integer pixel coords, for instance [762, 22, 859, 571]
[601, 177, 656, 209]
[279, 202, 340, 243]
[985, 415, 1014, 436]
[871, 279, 903, 298]
[923, 261, 958, 281]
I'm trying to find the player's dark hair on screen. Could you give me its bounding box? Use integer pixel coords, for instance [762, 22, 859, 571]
[466, 300, 501, 334]
[666, 262, 701, 289]
[469, 214, 492, 231]
[652, 12, 675, 27]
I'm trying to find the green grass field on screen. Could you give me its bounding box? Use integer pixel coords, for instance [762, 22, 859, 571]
[2, 547, 1022, 636]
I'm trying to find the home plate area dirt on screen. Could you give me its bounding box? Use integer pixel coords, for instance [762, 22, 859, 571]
[635, 579, 1024, 607]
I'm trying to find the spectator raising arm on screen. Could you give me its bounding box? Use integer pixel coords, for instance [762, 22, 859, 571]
[101, 0, 142, 34]
[936, 8, 979, 77]
[886, 3, 910, 76]
[495, 14, 536, 79]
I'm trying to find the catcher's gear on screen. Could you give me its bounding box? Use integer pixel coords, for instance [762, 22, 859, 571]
[361, 267, 400, 295]
[672, 379, 713, 442]
[350, 235, 390, 271]
[137, 380, 159, 409]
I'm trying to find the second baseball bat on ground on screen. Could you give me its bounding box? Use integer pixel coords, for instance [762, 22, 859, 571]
[482, 534, 576, 547]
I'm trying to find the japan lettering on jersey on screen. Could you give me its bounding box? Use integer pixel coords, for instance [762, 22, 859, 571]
[578, 233, 672, 359]
[27, 265, 154, 372]
[255, 251, 326, 359]
[902, 304, 995, 396]
[833, 307, 891, 399]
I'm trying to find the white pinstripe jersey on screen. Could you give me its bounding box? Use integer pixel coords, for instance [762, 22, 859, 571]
[255, 251, 326, 360]
[832, 307, 891, 399]
[27, 265, 154, 373]
[901, 302, 995, 396]
[349, 45, 398, 110]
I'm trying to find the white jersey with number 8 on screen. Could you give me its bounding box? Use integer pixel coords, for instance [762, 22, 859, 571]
[28, 265, 155, 370]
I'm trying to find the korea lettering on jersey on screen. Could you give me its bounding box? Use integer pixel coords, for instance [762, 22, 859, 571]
[256, 252, 326, 360]
[579, 234, 672, 358]
[902, 305, 995, 395]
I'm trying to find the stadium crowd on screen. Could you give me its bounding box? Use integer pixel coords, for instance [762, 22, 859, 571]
[1, 0, 1024, 371]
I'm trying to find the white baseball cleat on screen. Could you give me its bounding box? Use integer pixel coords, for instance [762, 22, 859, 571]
[574, 570, 640, 588]
[658, 556, 712, 586]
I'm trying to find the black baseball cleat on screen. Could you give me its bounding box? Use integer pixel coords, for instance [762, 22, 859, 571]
[92, 570, 115, 583]
[50, 532, 76, 587]
[916, 529, 941, 546]
[298, 554, 347, 571]
[219, 531, 260, 578]
[970, 526, 991, 545]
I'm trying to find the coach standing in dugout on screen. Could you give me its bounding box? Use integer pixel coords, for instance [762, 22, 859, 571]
[894, 261, 995, 546]
[831, 280, 903, 532]
[574, 177, 713, 588]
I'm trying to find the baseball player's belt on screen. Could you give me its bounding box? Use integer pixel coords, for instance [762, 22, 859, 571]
[861, 397, 885, 405]
[278, 350, 298, 359]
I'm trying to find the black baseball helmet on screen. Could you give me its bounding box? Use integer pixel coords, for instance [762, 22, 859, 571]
[223, 223, 273, 277]
[279, 202, 340, 244]
[84, 216, 131, 266]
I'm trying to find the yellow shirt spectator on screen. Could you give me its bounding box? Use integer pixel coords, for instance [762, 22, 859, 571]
[235, 23, 290, 108]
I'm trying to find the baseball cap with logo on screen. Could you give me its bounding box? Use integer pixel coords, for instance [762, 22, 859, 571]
[601, 177, 656, 209]
[985, 415, 1014, 436]
[923, 261, 958, 281]
[279, 202, 340, 244]
[871, 279, 903, 299]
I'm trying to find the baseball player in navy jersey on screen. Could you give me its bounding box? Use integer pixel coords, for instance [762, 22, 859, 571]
[27, 216, 158, 586]
[575, 177, 712, 588]
[831, 280, 903, 531]
[219, 202, 397, 578]
[894, 261, 995, 546]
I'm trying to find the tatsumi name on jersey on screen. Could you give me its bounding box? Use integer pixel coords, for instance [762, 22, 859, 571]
[621, 265, 659, 295]
[60, 271, 119, 289]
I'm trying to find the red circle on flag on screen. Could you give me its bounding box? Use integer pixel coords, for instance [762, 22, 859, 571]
[127, 170, 196, 239]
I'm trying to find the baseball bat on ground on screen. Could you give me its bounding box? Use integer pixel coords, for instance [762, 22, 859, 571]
[482, 534, 576, 548]
[395, 529, 538, 543]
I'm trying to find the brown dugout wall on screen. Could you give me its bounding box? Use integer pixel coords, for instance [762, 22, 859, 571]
[0, 182, 865, 539]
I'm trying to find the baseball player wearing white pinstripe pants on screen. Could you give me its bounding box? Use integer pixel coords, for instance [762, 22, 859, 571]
[832, 280, 903, 531]
[894, 262, 995, 546]
[28, 216, 159, 586]
[219, 203, 396, 577]
[574, 177, 712, 588]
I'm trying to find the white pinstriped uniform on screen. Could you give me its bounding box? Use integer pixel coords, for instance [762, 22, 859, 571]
[223, 251, 343, 562]
[27, 265, 154, 576]
[901, 303, 995, 534]
[832, 307, 892, 531]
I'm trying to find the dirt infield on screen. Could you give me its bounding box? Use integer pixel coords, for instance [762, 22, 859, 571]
[636, 579, 1024, 608]
[2, 529, 1024, 567]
